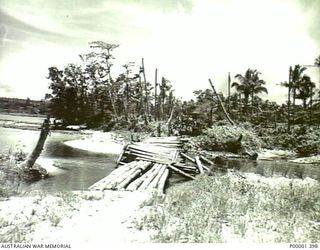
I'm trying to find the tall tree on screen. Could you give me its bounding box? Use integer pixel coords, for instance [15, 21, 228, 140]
[291, 65, 307, 108]
[296, 75, 316, 109]
[81, 41, 119, 116]
[232, 69, 268, 113]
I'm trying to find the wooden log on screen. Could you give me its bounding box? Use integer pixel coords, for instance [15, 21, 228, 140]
[89, 161, 142, 190]
[172, 163, 197, 172]
[117, 161, 151, 189]
[157, 168, 169, 193]
[171, 150, 180, 163]
[125, 163, 160, 191]
[128, 145, 174, 158]
[138, 164, 163, 190]
[199, 155, 214, 166]
[135, 156, 170, 165]
[127, 148, 171, 159]
[89, 161, 139, 190]
[195, 156, 205, 174]
[148, 165, 167, 189]
[209, 78, 235, 126]
[107, 161, 149, 189]
[180, 152, 196, 163]
[167, 164, 196, 180]
[116, 143, 129, 166]
[19, 116, 50, 170]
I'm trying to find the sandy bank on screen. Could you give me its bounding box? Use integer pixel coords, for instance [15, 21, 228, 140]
[257, 149, 297, 160]
[64, 131, 125, 155]
[290, 155, 320, 164]
[0, 190, 154, 246]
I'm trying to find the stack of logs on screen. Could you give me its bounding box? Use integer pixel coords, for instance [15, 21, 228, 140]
[89, 137, 214, 193]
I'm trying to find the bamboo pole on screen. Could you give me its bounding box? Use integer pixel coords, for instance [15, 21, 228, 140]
[209, 78, 235, 126]
[167, 164, 196, 180]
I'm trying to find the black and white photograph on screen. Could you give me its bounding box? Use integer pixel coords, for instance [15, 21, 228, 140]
[0, 0, 319, 248]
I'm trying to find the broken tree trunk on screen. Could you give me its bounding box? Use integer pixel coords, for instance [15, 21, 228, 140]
[166, 102, 175, 136]
[209, 78, 235, 126]
[19, 116, 50, 170]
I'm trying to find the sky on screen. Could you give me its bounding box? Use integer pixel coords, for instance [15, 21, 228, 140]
[0, 0, 319, 103]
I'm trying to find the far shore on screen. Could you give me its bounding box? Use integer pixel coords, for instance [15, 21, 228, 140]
[1, 112, 320, 164]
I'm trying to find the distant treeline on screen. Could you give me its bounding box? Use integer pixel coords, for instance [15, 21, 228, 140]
[0, 97, 48, 115]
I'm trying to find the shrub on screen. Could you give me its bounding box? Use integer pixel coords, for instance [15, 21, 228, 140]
[194, 125, 263, 152]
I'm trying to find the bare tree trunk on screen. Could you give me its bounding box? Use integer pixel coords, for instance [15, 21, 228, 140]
[154, 68, 158, 121]
[19, 117, 50, 169]
[141, 58, 149, 123]
[166, 103, 175, 136]
[209, 78, 235, 126]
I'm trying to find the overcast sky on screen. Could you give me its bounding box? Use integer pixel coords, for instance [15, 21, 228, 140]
[0, 0, 319, 102]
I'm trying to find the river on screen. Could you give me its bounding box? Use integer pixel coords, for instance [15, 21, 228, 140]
[0, 121, 116, 193]
[0, 114, 319, 194]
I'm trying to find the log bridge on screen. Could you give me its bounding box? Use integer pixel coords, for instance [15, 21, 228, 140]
[89, 136, 214, 193]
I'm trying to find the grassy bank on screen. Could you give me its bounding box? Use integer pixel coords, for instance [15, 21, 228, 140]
[136, 173, 320, 243]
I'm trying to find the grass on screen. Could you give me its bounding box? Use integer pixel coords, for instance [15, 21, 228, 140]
[0, 151, 29, 199]
[136, 173, 320, 243]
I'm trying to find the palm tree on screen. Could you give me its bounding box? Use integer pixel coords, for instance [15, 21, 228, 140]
[291, 65, 307, 108]
[232, 69, 268, 112]
[296, 75, 316, 109]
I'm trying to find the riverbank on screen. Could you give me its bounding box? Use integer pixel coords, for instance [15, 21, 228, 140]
[63, 131, 125, 155]
[135, 172, 320, 243]
[2, 171, 319, 244]
[0, 190, 154, 245]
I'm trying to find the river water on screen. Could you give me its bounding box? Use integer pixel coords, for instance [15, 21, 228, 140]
[0, 114, 319, 194]
[0, 116, 116, 192]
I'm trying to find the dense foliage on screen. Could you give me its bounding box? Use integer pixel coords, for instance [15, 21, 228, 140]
[45, 42, 320, 155]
